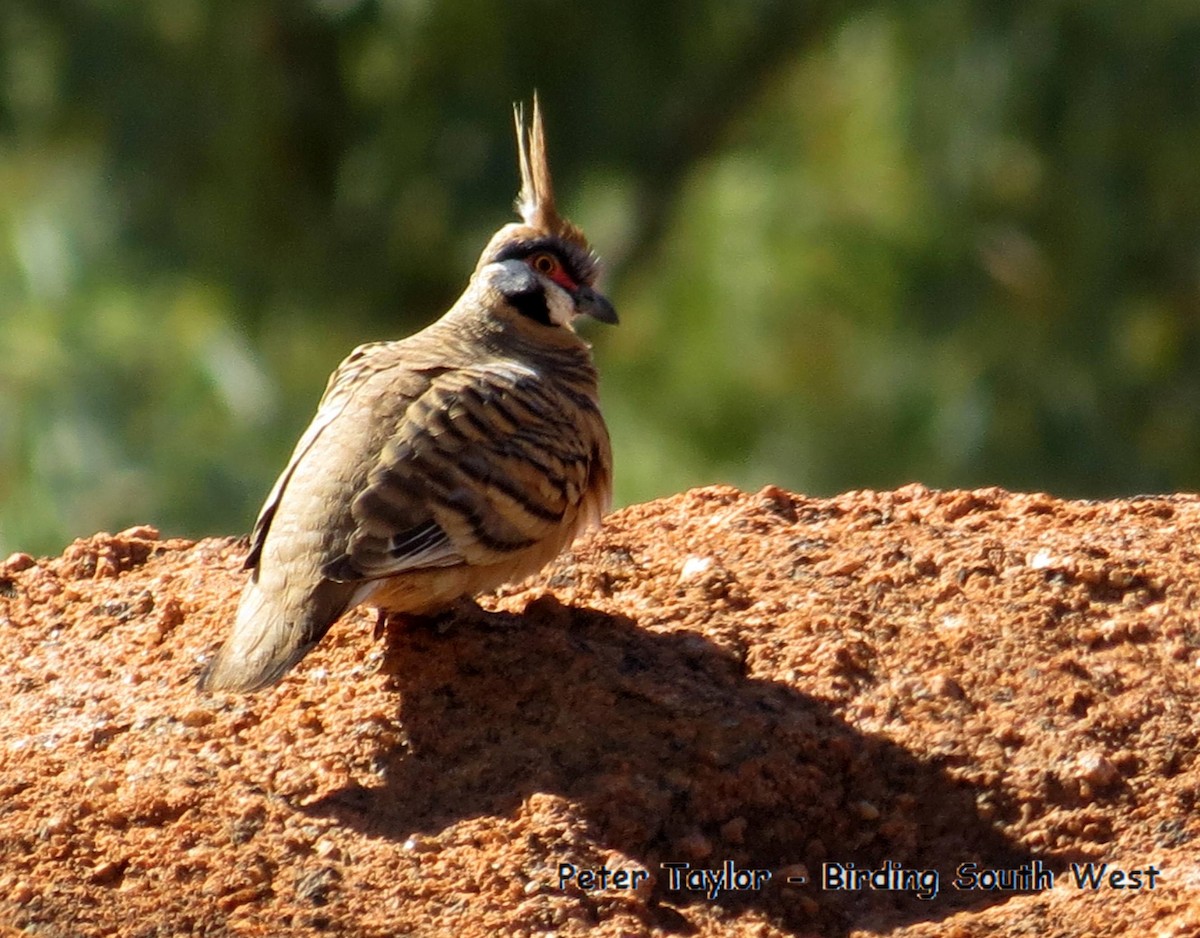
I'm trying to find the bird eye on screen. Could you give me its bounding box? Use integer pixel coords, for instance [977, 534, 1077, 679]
[530, 252, 558, 275]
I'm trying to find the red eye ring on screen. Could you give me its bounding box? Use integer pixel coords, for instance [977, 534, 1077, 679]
[527, 250, 579, 291]
[530, 252, 558, 275]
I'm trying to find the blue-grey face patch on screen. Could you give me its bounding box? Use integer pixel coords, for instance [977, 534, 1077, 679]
[494, 261, 551, 326]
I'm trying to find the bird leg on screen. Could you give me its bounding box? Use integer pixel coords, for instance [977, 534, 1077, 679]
[372, 608, 390, 642]
[372, 609, 428, 642]
[372, 603, 475, 643]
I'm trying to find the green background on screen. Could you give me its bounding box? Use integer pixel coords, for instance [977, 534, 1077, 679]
[3, 2, 1199, 555]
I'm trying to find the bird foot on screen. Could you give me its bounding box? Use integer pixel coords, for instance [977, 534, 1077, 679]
[372, 609, 389, 641]
[372, 609, 418, 642]
[372, 599, 483, 643]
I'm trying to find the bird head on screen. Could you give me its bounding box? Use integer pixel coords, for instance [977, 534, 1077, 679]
[474, 97, 618, 331]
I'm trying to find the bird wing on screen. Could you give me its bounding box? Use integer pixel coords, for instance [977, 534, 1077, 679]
[243, 341, 432, 573]
[321, 357, 608, 583]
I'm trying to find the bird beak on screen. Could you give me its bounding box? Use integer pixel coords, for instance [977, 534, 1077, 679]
[574, 285, 619, 325]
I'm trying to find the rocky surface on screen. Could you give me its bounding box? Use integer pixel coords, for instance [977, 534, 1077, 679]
[1, 483, 1198, 937]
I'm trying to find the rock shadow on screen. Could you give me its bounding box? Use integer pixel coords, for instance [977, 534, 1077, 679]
[303, 598, 1059, 935]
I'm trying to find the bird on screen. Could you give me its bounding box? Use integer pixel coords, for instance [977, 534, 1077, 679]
[199, 98, 616, 693]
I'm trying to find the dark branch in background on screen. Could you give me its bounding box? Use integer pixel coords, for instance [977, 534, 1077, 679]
[611, 2, 839, 277]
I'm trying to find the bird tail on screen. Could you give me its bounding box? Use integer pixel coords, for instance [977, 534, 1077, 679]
[198, 576, 354, 694]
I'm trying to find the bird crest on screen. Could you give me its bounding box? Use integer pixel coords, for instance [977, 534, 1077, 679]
[513, 96, 587, 245]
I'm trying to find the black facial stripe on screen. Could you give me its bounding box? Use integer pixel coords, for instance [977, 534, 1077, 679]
[492, 237, 594, 286]
[506, 285, 552, 326]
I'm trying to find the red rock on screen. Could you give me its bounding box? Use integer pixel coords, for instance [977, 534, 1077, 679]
[0, 485, 1197, 936]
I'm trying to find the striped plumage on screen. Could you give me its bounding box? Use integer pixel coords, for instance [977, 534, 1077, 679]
[200, 99, 615, 693]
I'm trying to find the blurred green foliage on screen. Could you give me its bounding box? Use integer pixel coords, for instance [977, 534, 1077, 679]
[3, 1, 1200, 555]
